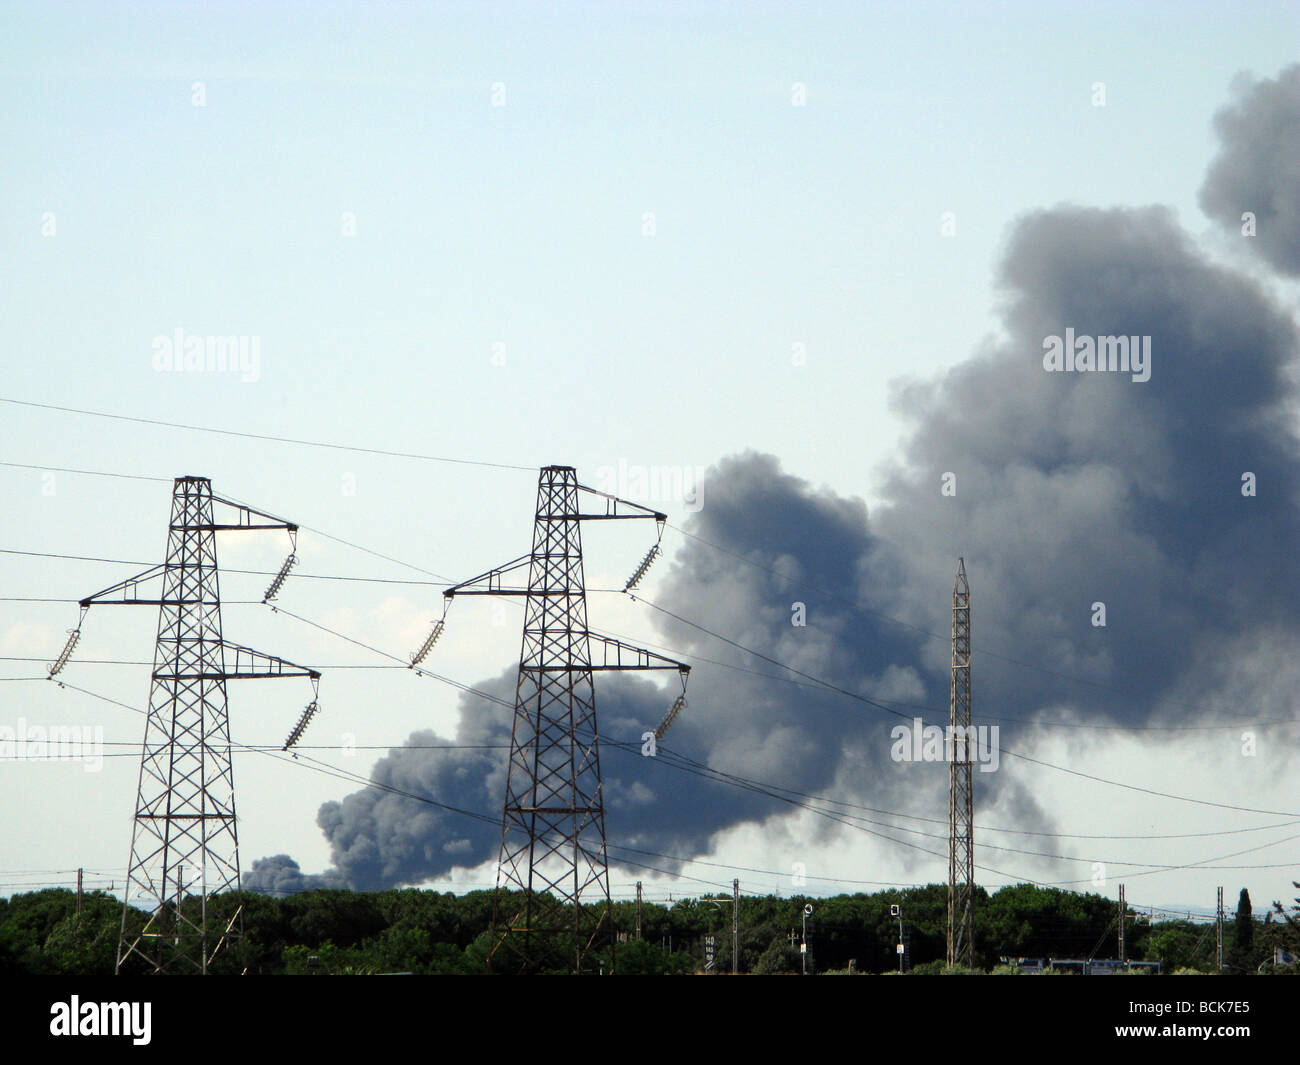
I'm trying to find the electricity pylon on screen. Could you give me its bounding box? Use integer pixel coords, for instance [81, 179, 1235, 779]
[947, 557, 975, 968]
[60, 476, 318, 974]
[443, 465, 689, 974]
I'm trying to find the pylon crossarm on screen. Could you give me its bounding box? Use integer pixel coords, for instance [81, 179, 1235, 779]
[443, 554, 533, 597]
[78, 563, 169, 607]
[202, 494, 298, 532]
[586, 632, 691, 673]
[219, 641, 321, 680]
[573, 482, 666, 521]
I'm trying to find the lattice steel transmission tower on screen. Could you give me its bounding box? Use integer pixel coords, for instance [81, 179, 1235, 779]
[441, 465, 689, 974]
[59, 476, 318, 974]
[947, 557, 975, 968]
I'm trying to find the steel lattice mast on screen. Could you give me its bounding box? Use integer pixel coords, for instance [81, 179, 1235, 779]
[443, 465, 689, 974]
[63, 476, 318, 974]
[947, 557, 975, 968]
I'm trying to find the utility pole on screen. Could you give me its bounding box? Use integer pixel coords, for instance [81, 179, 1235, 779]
[62, 476, 319, 975]
[731, 878, 739, 974]
[75, 868, 83, 919]
[894, 903, 906, 973]
[1217, 887, 1225, 971]
[635, 881, 643, 940]
[1118, 884, 1126, 964]
[947, 558, 975, 969]
[801, 903, 813, 976]
[444, 466, 691, 975]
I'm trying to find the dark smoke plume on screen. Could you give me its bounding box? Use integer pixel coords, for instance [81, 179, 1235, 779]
[1199, 63, 1300, 276]
[251, 67, 1300, 893]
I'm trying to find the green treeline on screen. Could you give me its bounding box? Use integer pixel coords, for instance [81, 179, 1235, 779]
[1, 882, 1295, 975]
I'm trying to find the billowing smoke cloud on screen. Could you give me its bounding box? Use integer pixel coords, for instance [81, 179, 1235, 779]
[251, 66, 1300, 893]
[309, 674, 514, 893]
[1199, 64, 1300, 275]
[276, 459, 963, 891]
[243, 854, 348, 895]
[874, 203, 1300, 727]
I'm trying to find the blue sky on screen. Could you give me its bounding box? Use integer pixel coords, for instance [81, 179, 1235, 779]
[5, 0, 1297, 499]
[2, 2, 1298, 913]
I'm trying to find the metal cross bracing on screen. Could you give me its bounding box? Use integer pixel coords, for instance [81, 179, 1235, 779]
[440, 465, 690, 974]
[57, 476, 319, 974]
[946, 557, 975, 969]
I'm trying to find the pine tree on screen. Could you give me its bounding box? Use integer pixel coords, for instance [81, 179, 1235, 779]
[1232, 888, 1253, 968]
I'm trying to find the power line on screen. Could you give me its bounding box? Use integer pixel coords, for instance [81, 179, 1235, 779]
[665, 522, 1300, 729]
[12, 455, 1292, 916]
[641, 742, 1300, 842]
[50, 535, 1298, 840]
[28, 673, 1300, 845]
[1, 461, 457, 582]
[31, 566, 1300, 877]
[267, 605, 515, 708]
[0, 546, 153, 566]
[38, 680, 1300, 922]
[632, 595, 1300, 818]
[10, 709, 1223, 870]
[0, 546, 627, 591]
[13, 535, 1290, 733]
[609, 740, 1299, 875]
[0, 460, 170, 483]
[0, 399, 537, 472]
[0, 656, 413, 669]
[1043, 832, 1300, 886]
[5, 412, 1290, 732]
[12, 461, 1297, 869]
[50, 675, 1297, 899]
[52, 673, 1039, 886]
[1, 744, 513, 756]
[9, 461, 1292, 733]
[254, 607, 1300, 854]
[256, 739, 1300, 889]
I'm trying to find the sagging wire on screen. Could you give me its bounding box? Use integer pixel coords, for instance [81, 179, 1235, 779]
[47, 606, 88, 677]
